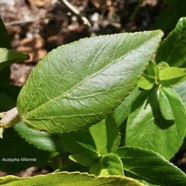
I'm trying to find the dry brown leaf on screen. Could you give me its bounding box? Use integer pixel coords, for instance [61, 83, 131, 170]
[28, 0, 51, 8]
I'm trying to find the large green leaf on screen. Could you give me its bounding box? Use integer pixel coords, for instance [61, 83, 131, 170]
[156, 17, 186, 67]
[116, 147, 186, 186]
[125, 88, 186, 160]
[17, 31, 163, 133]
[0, 172, 144, 186]
[0, 48, 29, 70]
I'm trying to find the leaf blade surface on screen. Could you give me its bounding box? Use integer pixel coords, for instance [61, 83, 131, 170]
[117, 147, 186, 186]
[125, 88, 186, 159]
[17, 31, 163, 133]
[0, 171, 144, 186]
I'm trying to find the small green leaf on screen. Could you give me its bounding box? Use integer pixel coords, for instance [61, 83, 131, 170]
[61, 131, 98, 172]
[61, 130, 96, 154]
[158, 61, 170, 69]
[138, 61, 159, 90]
[146, 61, 159, 77]
[126, 88, 186, 160]
[156, 17, 186, 67]
[112, 87, 141, 128]
[90, 153, 124, 176]
[159, 66, 186, 87]
[70, 152, 98, 167]
[137, 75, 155, 90]
[0, 48, 29, 70]
[0, 172, 144, 186]
[116, 146, 186, 186]
[65, 119, 121, 172]
[89, 118, 120, 155]
[17, 31, 163, 134]
[158, 87, 174, 120]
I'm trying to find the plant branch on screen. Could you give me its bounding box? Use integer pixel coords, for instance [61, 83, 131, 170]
[5, 18, 40, 26]
[0, 107, 21, 132]
[59, 0, 91, 27]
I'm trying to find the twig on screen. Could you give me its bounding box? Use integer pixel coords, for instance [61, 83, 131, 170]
[5, 18, 40, 26]
[59, 0, 91, 27]
[0, 107, 21, 138]
[0, 107, 21, 128]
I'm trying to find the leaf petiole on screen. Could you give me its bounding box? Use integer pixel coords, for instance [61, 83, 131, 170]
[0, 107, 21, 138]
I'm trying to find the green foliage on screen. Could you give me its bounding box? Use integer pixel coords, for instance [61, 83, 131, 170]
[125, 87, 186, 160]
[0, 48, 29, 70]
[156, 17, 186, 67]
[117, 147, 186, 186]
[0, 172, 144, 186]
[14, 122, 64, 152]
[17, 31, 162, 133]
[0, 17, 186, 186]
